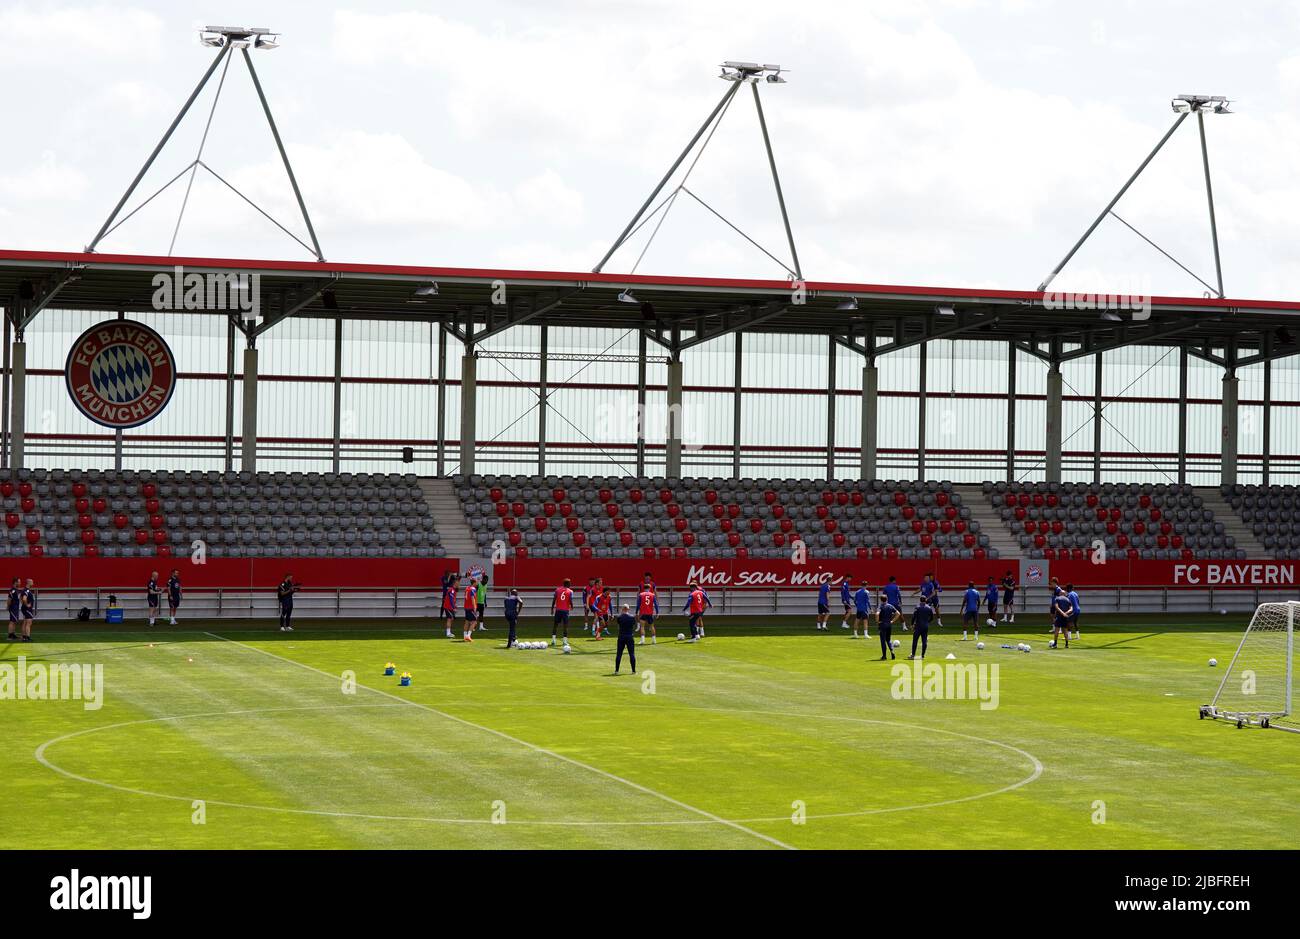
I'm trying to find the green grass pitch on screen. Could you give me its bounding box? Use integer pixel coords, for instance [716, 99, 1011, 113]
[4, 612, 1298, 849]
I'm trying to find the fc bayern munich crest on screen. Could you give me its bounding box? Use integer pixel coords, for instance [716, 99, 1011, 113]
[65, 320, 177, 429]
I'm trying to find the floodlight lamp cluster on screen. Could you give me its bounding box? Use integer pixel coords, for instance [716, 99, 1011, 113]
[199, 26, 280, 50]
[1171, 94, 1230, 114]
[719, 61, 786, 84]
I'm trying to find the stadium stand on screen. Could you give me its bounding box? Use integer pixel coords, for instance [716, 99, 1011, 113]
[981, 481, 1242, 561]
[454, 474, 996, 561]
[0, 469, 444, 559]
[1220, 485, 1300, 559]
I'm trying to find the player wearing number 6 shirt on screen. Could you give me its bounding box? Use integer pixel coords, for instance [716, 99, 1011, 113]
[636, 585, 659, 645]
[551, 579, 574, 647]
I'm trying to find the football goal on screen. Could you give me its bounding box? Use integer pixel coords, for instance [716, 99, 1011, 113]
[1201, 601, 1298, 732]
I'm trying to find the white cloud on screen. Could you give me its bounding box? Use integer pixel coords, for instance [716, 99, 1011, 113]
[0, 5, 164, 67]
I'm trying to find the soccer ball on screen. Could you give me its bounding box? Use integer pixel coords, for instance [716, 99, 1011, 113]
[677, 633, 686, 641]
[1209, 658, 1218, 667]
[986, 618, 995, 628]
[1049, 639, 1056, 649]
[975, 641, 985, 650]
[562, 644, 572, 654]
[892, 639, 900, 648]
[1219, 609, 1228, 616]
[1022, 644, 1031, 653]
[1016, 643, 1026, 652]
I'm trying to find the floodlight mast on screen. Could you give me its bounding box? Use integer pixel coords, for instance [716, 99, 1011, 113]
[1037, 94, 1231, 298]
[86, 26, 322, 261]
[593, 61, 801, 280]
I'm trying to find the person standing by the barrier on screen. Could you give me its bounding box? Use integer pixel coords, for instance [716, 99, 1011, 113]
[146, 571, 161, 627]
[277, 574, 299, 632]
[475, 571, 490, 632]
[6, 577, 20, 641]
[19, 578, 36, 642]
[166, 569, 182, 626]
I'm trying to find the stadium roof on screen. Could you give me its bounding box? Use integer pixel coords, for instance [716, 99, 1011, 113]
[1, 247, 1296, 366]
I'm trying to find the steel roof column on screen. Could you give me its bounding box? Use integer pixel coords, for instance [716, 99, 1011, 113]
[732, 332, 742, 479]
[1006, 342, 1017, 482]
[240, 339, 258, 472]
[861, 360, 878, 481]
[826, 335, 837, 479]
[666, 353, 683, 478]
[436, 326, 447, 477]
[1177, 346, 1188, 483]
[635, 330, 647, 477]
[331, 315, 342, 474]
[1045, 361, 1063, 483]
[459, 340, 477, 477]
[1221, 366, 1239, 487]
[1092, 353, 1103, 483]
[917, 341, 928, 480]
[9, 337, 24, 470]
[537, 325, 548, 476]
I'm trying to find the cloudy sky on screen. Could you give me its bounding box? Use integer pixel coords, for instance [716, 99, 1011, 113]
[2, 0, 1298, 299]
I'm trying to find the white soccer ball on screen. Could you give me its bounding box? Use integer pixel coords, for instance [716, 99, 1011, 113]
[562, 644, 572, 654]
[677, 633, 685, 641]
[1049, 639, 1057, 649]
[1219, 609, 1228, 616]
[975, 641, 985, 650]
[1209, 658, 1218, 667]
[892, 639, 900, 648]
[986, 618, 995, 628]
[1016, 643, 1026, 652]
[1022, 644, 1031, 653]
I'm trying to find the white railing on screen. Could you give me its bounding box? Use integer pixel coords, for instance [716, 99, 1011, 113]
[38, 583, 1300, 622]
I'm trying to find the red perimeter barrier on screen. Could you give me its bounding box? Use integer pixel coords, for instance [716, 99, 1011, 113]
[3, 556, 1294, 592]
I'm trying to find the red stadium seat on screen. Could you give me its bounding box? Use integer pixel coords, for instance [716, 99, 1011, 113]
[613, 517, 626, 532]
[566, 517, 579, 532]
[559, 503, 573, 517]
[901, 505, 915, 520]
[572, 531, 585, 545]
[705, 490, 717, 504]
[629, 489, 643, 503]
[674, 518, 687, 532]
[815, 505, 828, 519]
[620, 532, 633, 546]
[543, 502, 556, 517]
[772, 504, 785, 518]
[718, 518, 731, 532]
[489, 487, 503, 502]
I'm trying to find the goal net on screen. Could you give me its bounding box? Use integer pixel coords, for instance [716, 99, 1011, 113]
[1202, 601, 1298, 732]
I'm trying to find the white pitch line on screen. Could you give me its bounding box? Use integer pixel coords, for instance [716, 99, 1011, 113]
[203, 632, 795, 850]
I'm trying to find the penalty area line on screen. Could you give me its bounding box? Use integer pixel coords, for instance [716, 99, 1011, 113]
[202, 631, 795, 850]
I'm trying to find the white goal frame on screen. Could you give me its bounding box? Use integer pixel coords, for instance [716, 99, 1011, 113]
[1201, 600, 1297, 732]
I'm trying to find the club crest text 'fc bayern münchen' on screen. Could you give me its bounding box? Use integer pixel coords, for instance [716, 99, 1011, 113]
[65, 321, 177, 429]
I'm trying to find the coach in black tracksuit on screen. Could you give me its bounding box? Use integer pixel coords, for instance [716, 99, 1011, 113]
[909, 600, 934, 659]
[877, 601, 899, 660]
[614, 604, 637, 675]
